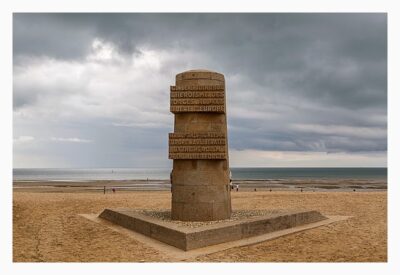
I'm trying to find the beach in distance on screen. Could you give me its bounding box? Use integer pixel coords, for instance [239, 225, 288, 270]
[13, 167, 387, 192]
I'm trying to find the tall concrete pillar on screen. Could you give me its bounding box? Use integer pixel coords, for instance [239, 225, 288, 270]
[169, 69, 231, 221]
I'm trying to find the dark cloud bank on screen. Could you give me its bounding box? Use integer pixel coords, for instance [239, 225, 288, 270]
[13, 13, 387, 168]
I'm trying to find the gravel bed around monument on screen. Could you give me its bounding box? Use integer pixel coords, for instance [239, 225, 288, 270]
[138, 209, 286, 228]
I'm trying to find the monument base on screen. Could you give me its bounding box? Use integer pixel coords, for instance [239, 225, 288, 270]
[99, 208, 327, 251]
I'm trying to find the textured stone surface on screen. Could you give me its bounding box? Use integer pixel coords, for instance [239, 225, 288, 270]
[99, 208, 327, 251]
[169, 69, 231, 221]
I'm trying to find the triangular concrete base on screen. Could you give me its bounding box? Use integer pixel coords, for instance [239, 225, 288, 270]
[98, 209, 328, 251]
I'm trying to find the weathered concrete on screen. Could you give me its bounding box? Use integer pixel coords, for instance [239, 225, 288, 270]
[99, 208, 327, 251]
[169, 69, 231, 221]
[83, 213, 349, 261]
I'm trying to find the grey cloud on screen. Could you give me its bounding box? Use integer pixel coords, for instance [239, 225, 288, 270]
[13, 13, 387, 167]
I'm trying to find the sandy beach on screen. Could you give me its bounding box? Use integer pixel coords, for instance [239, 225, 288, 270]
[13, 180, 387, 262]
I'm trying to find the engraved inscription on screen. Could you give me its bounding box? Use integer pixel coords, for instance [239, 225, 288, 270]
[168, 132, 227, 159]
[169, 138, 226, 145]
[169, 146, 225, 153]
[171, 98, 224, 105]
[169, 133, 226, 139]
[171, 91, 224, 98]
[170, 85, 224, 91]
[169, 81, 228, 159]
[171, 105, 225, 113]
[168, 153, 227, 159]
[170, 85, 225, 113]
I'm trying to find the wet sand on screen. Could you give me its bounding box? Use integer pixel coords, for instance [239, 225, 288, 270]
[13, 183, 387, 262]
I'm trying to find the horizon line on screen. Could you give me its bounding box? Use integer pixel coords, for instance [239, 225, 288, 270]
[12, 166, 388, 169]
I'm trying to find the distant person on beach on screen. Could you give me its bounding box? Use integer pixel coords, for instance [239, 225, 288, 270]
[229, 169, 233, 190]
[103, 186, 106, 194]
[170, 172, 173, 193]
[112, 188, 116, 193]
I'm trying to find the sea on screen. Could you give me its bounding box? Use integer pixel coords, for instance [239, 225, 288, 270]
[13, 167, 387, 181]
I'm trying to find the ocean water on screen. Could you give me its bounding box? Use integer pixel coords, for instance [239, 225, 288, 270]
[13, 167, 387, 181]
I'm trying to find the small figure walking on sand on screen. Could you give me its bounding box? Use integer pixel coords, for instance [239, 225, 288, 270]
[103, 186, 106, 194]
[229, 170, 234, 190]
[112, 188, 116, 194]
[170, 172, 173, 193]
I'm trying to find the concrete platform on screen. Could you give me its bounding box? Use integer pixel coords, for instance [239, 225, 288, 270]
[98, 208, 328, 251]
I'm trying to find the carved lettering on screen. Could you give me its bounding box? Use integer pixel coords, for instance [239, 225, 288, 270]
[170, 85, 224, 91]
[171, 98, 224, 105]
[169, 133, 226, 139]
[169, 138, 226, 145]
[170, 91, 225, 98]
[169, 81, 228, 160]
[169, 146, 226, 153]
[170, 105, 225, 113]
[168, 153, 227, 159]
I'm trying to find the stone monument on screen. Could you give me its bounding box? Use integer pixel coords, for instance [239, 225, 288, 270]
[97, 69, 332, 252]
[168, 69, 231, 221]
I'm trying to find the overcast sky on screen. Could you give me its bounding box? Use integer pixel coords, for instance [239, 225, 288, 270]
[13, 13, 387, 168]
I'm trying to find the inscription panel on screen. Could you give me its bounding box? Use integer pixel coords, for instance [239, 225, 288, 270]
[168, 132, 227, 160]
[170, 85, 225, 114]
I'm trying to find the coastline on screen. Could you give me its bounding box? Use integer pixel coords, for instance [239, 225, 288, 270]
[13, 178, 387, 193]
